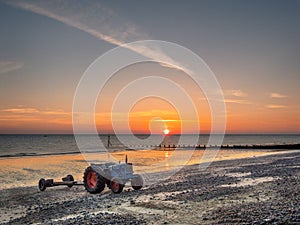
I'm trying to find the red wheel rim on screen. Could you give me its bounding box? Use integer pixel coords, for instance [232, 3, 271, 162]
[87, 171, 97, 188]
[111, 181, 119, 191]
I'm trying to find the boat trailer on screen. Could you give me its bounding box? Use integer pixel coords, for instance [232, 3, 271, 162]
[38, 175, 83, 191]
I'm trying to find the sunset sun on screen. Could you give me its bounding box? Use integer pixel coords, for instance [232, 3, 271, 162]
[163, 128, 170, 135]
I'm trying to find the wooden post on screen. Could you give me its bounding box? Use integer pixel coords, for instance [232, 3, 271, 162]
[107, 135, 111, 148]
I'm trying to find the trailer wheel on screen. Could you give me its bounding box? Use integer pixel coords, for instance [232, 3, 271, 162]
[110, 178, 124, 194]
[38, 178, 46, 191]
[83, 166, 105, 194]
[131, 174, 143, 190]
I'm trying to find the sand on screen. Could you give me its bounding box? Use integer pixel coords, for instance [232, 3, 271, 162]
[0, 150, 299, 224]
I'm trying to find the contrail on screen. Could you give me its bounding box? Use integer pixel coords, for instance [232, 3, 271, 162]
[6, 0, 145, 45]
[6, 0, 185, 71]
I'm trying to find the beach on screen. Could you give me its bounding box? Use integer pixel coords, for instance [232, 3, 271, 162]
[0, 150, 299, 224]
[0, 148, 283, 190]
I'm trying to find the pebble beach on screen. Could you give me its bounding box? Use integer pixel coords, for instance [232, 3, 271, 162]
[0, 150, 299, 224]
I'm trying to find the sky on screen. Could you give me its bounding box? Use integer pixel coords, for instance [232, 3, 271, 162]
[0, 0, 299, 134]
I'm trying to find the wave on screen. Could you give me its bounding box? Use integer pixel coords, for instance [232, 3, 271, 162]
[0, 151, 81, 158]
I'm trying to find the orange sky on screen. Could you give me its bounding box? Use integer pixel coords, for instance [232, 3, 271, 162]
[1, 101, 299, 134]
[1, 63, 300, 134]
[1, 86, 299, 134]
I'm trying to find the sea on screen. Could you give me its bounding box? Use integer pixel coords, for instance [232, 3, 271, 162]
[0, 134, 299, 189]
[0, 134, 299, 158]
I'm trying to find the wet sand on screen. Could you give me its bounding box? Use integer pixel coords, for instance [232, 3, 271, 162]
[0, 150, 299, 224]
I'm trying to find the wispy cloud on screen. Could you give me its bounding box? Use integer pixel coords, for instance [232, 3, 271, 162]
[224, 99, 251, 104]
[266, 104, 287, 109]
[225, 89, 248, 98]
[223, 89, 250, 105]
[93, 110, 180, 121]
[1, 107, 39, 114]
[0, 107, 70, 117]
[0, 61, 24, 75]
[6, 0, 184, 71]
[270, 93, 288, 98]
[0, 106, 74, 133]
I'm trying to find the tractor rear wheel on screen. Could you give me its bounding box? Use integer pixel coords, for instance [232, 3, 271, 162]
[83, 166, 105, 194]
[131, 174, 143, 190]
[110, 178, 124, 194]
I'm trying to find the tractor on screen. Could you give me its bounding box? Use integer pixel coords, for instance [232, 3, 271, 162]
[38, 156, 143, 194]
[83, 157, 143, 194]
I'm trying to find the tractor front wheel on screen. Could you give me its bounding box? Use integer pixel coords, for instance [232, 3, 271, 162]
[110, 178, 124, 194]
[83, 166, 105, 194]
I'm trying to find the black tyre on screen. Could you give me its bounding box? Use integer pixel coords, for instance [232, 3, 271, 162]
[110, 178, 124, 194]
[83, 166, 105, 194]
[131, 174, 143, 190]
[38, 178, 46, 191]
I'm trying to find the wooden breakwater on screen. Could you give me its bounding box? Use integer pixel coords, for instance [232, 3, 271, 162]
[119, 143, 300, 150]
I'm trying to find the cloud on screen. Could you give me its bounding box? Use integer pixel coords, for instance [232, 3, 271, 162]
[0, 107, 72, 127]
[94, 110, 180, 121]
[1, 107, 39, 114]
[224, 99, 251, 104]
[266, 104, 287, 109]
[225, 90, 248, 97]
[270, 93, 288, 98]
[223, 90, 250, 104]
[0, 61, 24, 75]
[0, 107, 70, 116]
[6, 0, 185, 72]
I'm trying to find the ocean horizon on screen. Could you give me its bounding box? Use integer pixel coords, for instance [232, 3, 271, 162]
[0, 133, 299, 158]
